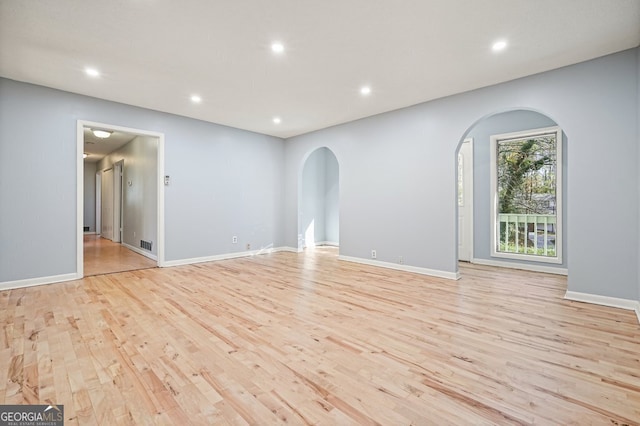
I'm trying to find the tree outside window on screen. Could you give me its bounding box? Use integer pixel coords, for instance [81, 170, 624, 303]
[490, 127, 562, 263]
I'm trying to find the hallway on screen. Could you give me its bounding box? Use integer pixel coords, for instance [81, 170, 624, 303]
[84, 234, 156, 276]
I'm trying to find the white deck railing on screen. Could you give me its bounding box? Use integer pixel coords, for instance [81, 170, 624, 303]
[498, 213, 556, 256]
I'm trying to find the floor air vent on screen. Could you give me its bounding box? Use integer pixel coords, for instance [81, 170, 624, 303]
[140, 240, 152, 251]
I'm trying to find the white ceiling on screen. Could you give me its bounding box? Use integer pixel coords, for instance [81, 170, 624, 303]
[1, 0, 639, 139]
[83, 128, 136, 163]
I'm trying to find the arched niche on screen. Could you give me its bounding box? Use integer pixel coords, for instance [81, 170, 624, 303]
[298, 147, 340, 251]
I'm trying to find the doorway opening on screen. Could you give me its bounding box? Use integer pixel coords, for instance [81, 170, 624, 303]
[298, 147, 340, 254]
[77, 121, 165, 277]
[454, 109, 568, 276]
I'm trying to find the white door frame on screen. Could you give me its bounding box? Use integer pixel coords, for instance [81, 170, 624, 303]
[95, 171, 102, 235]
[457, 138, 474, 262]
[76, 120, 165, 278]
[101, 167, 115, 240]
[113, 160, 124, 243]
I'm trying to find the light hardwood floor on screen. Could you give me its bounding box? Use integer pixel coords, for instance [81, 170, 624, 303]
[1, 247, 639, 425]
[84, 234, 157, 276]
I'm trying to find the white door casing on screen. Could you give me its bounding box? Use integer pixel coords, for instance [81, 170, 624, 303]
[101, 167, 114, 240]
[458, 138, 474, 261]
[113, 160, 124, 243]
[95, 171, 101, 235]
[77, 119, 165, 280]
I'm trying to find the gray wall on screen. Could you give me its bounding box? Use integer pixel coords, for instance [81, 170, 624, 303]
[284, 47, 639, 300]
[0, 78, 284, 282]
[83, 162, 97, 232]
[1, 47, 639, 302]
[467, 110, 567, 269]
[324, 150, 340, 244]
[300, 147, 339, 247]
[637, 47, 640, 307]
[98, 135, 158, 256]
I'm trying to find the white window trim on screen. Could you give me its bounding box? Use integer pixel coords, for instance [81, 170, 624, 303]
[490, 126, 563, 264]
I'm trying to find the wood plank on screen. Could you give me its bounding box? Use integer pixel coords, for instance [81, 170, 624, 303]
[0, 247, 638, 424]
[83, 234, 156, 277]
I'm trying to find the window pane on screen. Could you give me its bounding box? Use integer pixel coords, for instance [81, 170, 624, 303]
[496, 132, 557, 257]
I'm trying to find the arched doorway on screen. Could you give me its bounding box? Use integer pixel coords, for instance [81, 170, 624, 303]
[298, 147, 340, 250]
[455, 109, 568, 275]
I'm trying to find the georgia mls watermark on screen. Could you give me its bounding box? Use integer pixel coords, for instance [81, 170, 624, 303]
[0, 405, 63, 426]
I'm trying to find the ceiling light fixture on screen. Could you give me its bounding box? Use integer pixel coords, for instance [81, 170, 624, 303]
[271, 42, 284, 54]
[190, 94, 202, 103]
[492, 40, 507, 52]
[92, 129, 112, 138]
[85, 67, 100, 77]
[360, 86, 371, 96]
[273, 117, 281, 124]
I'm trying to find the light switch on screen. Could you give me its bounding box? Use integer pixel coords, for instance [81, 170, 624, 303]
[164, 175, 170, 186]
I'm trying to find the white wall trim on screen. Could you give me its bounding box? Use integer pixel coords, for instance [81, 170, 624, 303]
[162, 246, 292, 267]
[338, 255, 459, 280]
[457, 137, 474, 262]
[471, 258, 568, 275]
[0, 273, 80, 291]
[83, 231, 96, 235]
[316, 241, 339, 247]
[122, 243, 158, 261]
[275, 246, 300, 253]
[76, 122, 85, 277]
[565, 291, 639, 313]
[635, 302, 640, 324]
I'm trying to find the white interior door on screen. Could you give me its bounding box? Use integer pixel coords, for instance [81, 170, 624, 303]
[95, 171, 102, 235]
[113, 161, 123, 243]
[458, 139, 474, 261]
[101, 168, 114, 240]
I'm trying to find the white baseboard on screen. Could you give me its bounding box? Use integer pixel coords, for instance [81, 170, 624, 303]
[338, 255, 459, 280]
[83, 231, 96, 235]
[275, 246, 299, 253]
[122, 243, 158, 261]
[0, 273, 80, 291]
[302, 242, 339, 249]
[564, 291, 639, 316]
[471, 258, 568, 275]
[163, 246, 293, 268]
[316, 241, 339, 247]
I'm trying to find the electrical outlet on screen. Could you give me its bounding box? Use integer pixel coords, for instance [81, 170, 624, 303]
[371, 249, 377, 259]
[246, 243, 251, 250]
[398, 256, 404, 264]
[232, 236, 238, 244]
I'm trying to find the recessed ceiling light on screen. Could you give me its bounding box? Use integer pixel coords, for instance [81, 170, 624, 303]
[273, 117, 281, 124]
[360, 86, 371, 96]
[85, 67, 100, 77]
[271, 42, 284, 54]
[92, 129, 112, 138]
[492, 40, 507, 52]
[190, 95, 202, 103]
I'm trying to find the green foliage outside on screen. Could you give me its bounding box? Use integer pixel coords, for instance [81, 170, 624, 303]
[497, 133, 557, 256]
[499, 241, 556, 256]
